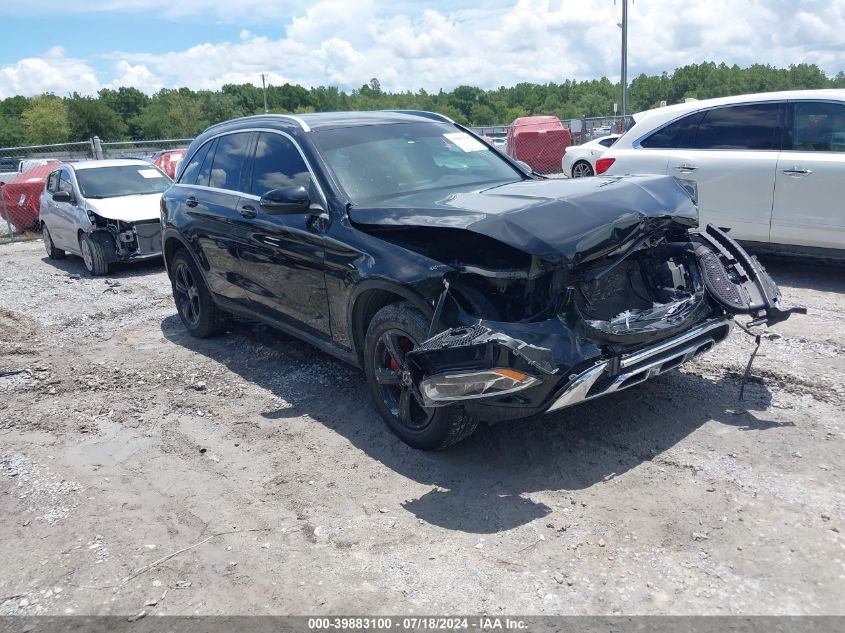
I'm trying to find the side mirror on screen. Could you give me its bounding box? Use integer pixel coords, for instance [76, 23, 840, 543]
[259, 185, 310, 214]
[52, 191, 73, 203]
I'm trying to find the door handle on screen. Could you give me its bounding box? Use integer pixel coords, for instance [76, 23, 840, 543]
[239, 204, 257, 219]
[782, 168, 812, 176]
[673, 164, 698, 172]
[185, 196, 198, 208]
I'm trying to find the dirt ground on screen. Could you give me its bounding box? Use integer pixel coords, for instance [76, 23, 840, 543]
[0, 239, 843, 616]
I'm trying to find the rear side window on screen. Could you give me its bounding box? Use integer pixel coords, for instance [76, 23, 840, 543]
[598, 137, 617, 148]
[691, 103, 781, 150]
[208, 132, 253, 192]
[789, 101, 845, 152]
[248, 133, 311, 197]
[179, 141, 213, 185]
[640, 112, 704, 149]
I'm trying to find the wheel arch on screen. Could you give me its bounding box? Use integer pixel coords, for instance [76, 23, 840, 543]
[348, 280, 435, 364]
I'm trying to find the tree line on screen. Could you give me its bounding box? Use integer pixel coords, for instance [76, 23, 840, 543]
[1, 62, 843, 146]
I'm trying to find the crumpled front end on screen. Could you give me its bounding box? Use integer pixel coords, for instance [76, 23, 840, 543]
[405, 224, 801, 421]
[86, 213, 162, 264]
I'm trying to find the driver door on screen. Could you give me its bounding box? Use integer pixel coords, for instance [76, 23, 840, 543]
[50, 168, 81, 251]
[235, 131, 332, 337]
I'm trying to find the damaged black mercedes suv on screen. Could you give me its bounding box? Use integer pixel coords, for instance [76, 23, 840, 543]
[161, 111, 799, 449]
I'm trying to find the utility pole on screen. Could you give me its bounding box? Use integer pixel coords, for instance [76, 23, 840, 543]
[260, 73, 269, 113]
[620, 0, 628, 120]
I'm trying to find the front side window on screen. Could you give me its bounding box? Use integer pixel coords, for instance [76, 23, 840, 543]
[640, 111, 704, 149]
[74, 165, 170, 199]
[691, 103, 781, 150]
[249, 133, 311, 196]
[208, 133, 253, 192]
[789, 101, 845, 152]
[312, 122, 523, 205]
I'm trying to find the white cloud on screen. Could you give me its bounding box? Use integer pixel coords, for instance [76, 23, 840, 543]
[1, 0, 844, 99]
[0, 47, 100, 99]
[109, 61, 164, 92]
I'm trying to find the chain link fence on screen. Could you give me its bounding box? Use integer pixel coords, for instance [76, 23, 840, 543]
[0, 137, 192, 243]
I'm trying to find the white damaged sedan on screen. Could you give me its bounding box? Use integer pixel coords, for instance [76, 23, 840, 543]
[39, 159, 169, 275]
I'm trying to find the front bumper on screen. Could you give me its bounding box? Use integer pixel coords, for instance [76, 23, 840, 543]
[406, 314, 732, 423]
[546, 318, 730, 412]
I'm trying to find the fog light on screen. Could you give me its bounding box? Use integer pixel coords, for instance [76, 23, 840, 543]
[420, 368, 539, 403]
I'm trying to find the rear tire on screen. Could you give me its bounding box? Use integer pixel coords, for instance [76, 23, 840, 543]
[363, 302, 478, 450]
[79, 233, 108, 275]
[572, 161, 594, 178]
[42, 225, 65, 259]
[170, 249, 229, 338]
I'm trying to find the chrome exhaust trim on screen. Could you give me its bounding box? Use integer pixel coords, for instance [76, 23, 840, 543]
[547, 318, 731, 413]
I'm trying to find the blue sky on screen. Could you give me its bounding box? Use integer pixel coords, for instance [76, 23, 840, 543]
[0, 0, 843, 99]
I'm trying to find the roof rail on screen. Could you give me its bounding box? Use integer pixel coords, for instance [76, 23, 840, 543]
[382, 110, 455, 124]
[204, 113, 311, 133]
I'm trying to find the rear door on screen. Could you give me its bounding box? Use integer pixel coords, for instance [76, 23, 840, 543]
[237, 131, 331, 337]
[666, 102, 783, 244]
[176, 132, 256, 304]
[771, 100, 845, 251]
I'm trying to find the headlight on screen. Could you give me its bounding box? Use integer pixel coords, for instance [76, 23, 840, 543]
[420, 368, 539, 403]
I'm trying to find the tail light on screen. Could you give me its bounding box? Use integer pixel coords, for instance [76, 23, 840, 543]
[595, 157, 616, 174]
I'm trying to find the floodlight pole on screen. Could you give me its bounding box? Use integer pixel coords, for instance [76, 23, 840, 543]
[620, 0, 628, 120]
[261, 73, 269, 113]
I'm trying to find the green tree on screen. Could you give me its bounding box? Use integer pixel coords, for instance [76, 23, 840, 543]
[67, 95, 128, 141]
[0, 95, 28, 146]
[22, 95, 70, 144]
[132, 89, 207, 138]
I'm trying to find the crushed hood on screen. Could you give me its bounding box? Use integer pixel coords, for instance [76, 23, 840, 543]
[348, 175, 698, 268]
[87, 193, 162, 223]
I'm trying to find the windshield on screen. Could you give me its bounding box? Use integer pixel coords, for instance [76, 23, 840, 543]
[312, 122, 523, 205]
[75, 165, 170, 199]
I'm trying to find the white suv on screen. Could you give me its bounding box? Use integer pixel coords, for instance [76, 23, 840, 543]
[599, 89, 845, 258]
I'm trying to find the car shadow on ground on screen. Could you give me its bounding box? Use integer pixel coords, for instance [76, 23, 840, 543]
[758, 254, 845, 294]
[38, 253, 165, 279]
[162, 314, 786, 534]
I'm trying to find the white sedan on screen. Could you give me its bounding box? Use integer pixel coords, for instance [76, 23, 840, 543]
[561, 134, 620, 178]
[39, 159, 168, 275]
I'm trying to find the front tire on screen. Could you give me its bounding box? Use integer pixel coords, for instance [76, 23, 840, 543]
[42, 225, 65, 259]
[170, 249, 229, 338]
[363, 302, 478, 450]
[79, 233, 108, 275]
[571, 161, 594, 178]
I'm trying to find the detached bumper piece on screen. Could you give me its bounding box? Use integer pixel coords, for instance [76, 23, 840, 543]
[695, 224, 805, 325]
[548, 318, 731, 412]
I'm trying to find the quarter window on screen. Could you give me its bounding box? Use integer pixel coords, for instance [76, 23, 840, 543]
[640, 112, 704, 149]
[249, 133, 311, 197]
[789, 101, 845, 152]
[207, 133, 253, 191]
[46, 170, 59, 193]
[179, 141, 213, 185]
[691, 103, 781, 150]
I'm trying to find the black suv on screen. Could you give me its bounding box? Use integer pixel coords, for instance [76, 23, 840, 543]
[161, 111, 797, 449]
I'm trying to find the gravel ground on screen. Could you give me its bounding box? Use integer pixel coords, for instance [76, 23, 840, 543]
[0, 239, 843, 616]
